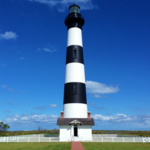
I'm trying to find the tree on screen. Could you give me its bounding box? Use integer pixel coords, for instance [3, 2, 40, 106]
[0, 122, 10, 132]
[0, 122, 4, 131]
[2, 124, 10, 131]
[38, 126, 42, 133]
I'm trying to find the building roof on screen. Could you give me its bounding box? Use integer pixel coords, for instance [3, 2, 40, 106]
[57, 118, 95, 125]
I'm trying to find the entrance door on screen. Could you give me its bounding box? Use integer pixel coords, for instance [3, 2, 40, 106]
[74, 125, 78, 136]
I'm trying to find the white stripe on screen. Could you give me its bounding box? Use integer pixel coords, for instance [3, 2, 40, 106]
[63, 103, 87, 118]
[67, 27, 83, 47]
[65, 63, 85, 83]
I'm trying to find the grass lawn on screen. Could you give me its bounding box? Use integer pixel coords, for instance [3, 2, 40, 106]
[0, 142, 71, 150]
[82, 142, 150, 150]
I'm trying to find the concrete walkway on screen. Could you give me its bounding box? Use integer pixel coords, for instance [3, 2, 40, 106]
[71, 142, 85, 150]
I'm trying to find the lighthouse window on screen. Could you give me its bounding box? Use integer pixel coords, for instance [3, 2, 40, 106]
[73, 50, 77, 59]
[73, 84, 77, 95]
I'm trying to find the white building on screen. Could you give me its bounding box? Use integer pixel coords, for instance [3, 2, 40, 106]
[58, 115, 94, 141]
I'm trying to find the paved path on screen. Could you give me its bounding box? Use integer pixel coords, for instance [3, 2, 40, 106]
[71, 142, 85, 150]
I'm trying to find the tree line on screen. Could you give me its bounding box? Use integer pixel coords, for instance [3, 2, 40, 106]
[0, 122, 10, 132]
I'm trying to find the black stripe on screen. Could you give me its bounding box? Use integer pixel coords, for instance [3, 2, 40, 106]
[65, 13, 85, 30]
[66, 45, 84, 64]
[63, 82, 87, 104]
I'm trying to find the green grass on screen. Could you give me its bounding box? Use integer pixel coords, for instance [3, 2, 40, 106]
[0, 142, 71, 150]
[1, 142, 150, 150]
[82, 142, 150, 150]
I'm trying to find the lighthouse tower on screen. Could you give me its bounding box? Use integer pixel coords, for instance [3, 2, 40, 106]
[57, 4, 94, 141]
[64, 4, 87, 118]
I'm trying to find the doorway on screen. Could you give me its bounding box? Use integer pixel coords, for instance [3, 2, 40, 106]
[74, 125, 78, 136]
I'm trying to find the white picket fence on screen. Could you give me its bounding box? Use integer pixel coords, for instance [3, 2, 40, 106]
[0, 134, 59, 142]
[92, 134, 150, 143]
[92, 137, 150, 143]
[0, 134, 150, 143]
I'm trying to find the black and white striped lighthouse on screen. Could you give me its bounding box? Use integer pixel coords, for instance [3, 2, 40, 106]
[63, 4, 87, 118]
[57, 4, 94, 141]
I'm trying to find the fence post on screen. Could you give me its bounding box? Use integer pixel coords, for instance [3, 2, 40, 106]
[133, 137, 135, 143]
[123, 137, 124, 142]
[28, 137, 29, 142]
[49, 137, 50, 142]
[102, 137, 103, 142]
[112, 138, 114, 142]
[7, 137, 8, 143]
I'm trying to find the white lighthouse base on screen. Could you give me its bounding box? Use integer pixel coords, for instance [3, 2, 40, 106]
[59, 125, 93, 142]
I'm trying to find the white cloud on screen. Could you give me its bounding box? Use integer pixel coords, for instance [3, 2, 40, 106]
[37, 48, 41, 51]
[91, 94, 102, 98]
[3, 114, 58, 125]
[94, 107, 106, 110]
[20, 57, 26, 60]
[2, 63, 7, 67]
[7, 88, 13, 92]
[2, 113, 150, 130]
[49, 104, 57, 108]
[29, 0, 95, 12]
[34, 106, 47, 110]
[2, 85, 13, 92]
[92, 114, 150, 127]
[2, 85, 7, 88]
[0, 31, 18, 40]
[3, 110, 11, 113]
[43, 48, 56, 53]
[8, 100, 12, 103]
[86, 81, 119, 98]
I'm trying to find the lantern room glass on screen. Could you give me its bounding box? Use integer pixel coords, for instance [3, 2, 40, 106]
[70, 5, 80, 13]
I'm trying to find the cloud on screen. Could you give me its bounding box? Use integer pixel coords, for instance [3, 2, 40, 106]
[2, 85, 13, 92]
[3, 114, 58, 126]
[128, 107, 150, 114]
[91, 94, 102, 98]
[8, 100, 12, 103]
[92, 114, 150, 127]
[90, 94, 108, 98]
[88, 103, 95, 106]
[29, 0, 95, 12]
[37, 48, 41, 51]
[7, 88, 13, 92]
[2, 113, 150, 130]
[86, 81, 119, 98]
[3, 110, 11, 113]
[49, 104, 57, 108]
[2, 85, 7, 88]
[38, 47, 57, 53]
[94, 107, 106, 109]
[0, 31, 18, 40]
[20, 57, 26, 60]
[43, 48, 56, 53]
[2, 63, 7, 67]
[34, 106, 47, 111]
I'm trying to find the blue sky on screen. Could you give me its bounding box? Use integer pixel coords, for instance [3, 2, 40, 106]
[0, 0, 150, 131]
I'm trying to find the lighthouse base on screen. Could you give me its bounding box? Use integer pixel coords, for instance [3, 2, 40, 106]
[59, 125, 93, 141]
[57, 118, 94, 142]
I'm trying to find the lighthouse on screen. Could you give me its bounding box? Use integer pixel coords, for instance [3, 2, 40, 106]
[57, 4, 94, 141]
